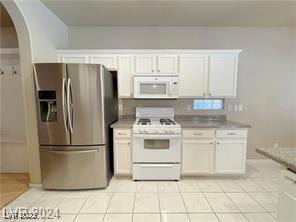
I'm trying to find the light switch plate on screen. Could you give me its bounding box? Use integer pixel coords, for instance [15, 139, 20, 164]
[234, 105, 238, 111]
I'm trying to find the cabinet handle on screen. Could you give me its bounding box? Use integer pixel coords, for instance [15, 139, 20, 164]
[210, 142, 214, 145]
[194, 133, 203, 136]
[216, 142, 220, 145]
[208, 93, 212, 96]
[227, 133, 236, 135]
[203, 93, 206, 96]
[119, 133, 127, 135]
[158, 69, 160, 72]
[152, 70, 154, 72]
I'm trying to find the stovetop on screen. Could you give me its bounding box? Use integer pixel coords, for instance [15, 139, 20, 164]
[137, 118, 177, 126]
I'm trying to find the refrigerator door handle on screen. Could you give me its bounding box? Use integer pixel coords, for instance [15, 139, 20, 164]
[47, 149, 98, 154]
[67, 78, 74, 134]
[62, 77, 68, 132]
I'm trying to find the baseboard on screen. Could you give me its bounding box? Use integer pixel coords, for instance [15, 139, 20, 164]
[29, 183, 42, 188]
[0, 165, 29, 173]
[246, 159, 272, 163]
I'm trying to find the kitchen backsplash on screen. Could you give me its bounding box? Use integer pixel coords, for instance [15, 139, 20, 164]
[119, 98, 237, 116]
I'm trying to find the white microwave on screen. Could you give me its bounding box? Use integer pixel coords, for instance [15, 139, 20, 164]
[133, 75, 179, 99]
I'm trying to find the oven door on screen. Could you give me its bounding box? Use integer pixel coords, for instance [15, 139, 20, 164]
[134, 76, 172, 99]
[133, 134, 181, 163]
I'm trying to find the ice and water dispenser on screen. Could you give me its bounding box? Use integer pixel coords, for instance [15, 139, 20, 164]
[38, 90, 57, 122]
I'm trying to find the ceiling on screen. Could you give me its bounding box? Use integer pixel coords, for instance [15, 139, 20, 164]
[41, 0, 296, 27]
[0, 3, 14, 27]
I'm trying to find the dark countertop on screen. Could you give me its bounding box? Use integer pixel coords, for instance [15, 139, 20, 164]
[175, 115, 251, 129]
[111, 115, 251, 129]
[256, 147, 296, 173]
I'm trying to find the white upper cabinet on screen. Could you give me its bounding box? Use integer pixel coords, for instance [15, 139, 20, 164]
[157, 55, 178, 74]
[134, 55, 156, 74]
[89, 55, 117, 70]
[117, 55, 134, 98]
[208, 54, 238, 97]
[57, 50, 241, 98]
[134, 54, 178, 74]
[179, 55, 208, 97]
[59, 54, 89, 63]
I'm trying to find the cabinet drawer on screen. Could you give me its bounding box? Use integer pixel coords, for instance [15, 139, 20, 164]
[216, 129, 247, 138]
[114, 129, 131, 139]
[183, 130, 215, 139]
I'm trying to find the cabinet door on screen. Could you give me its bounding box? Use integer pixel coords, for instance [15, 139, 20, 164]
[209, 54, 238, 97]
[114, 140, 132, 175]
[134, 55, 156, 74]
[59, 54, 89, 63]
[118, 55, 134, 98]
[179, 55, 208, 97]
[157, 55, 178, 74]
[182, 140, 214, 174]
[215, 140, 246, 174]
[89, 55, 117, 70]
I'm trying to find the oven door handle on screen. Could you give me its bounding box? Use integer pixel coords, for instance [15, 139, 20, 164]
[133, 134, 180, 139]
[140, 164, 174, 168]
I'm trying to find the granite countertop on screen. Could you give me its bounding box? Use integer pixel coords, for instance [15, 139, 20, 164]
[256, 147, 296, 173]
[111, 115, 251, 129]
[110, 116, 135, 128]
[175, 116, 251, 129]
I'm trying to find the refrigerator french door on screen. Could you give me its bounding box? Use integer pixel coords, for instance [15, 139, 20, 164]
[34, 63, 117, 189]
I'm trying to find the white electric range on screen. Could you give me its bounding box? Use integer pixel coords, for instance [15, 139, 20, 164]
[132, 107, 181, 180]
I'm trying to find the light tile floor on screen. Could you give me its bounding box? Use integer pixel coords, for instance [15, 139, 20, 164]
[0, 160, 280, 222]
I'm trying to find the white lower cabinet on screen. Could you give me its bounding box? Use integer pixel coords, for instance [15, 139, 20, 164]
[182, 129, 248, 175]
[182, 140, 214, 174]
[214, 140, 246, 174]
[113, 129, 132, 175]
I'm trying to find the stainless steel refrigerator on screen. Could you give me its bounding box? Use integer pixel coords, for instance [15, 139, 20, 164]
[33, 63, 118, 189]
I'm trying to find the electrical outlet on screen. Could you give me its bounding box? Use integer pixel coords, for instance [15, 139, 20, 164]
[238, 104, 243, 111]
[227, 104, 232, 112]
[234, 105, 238, 111]
[187, 104, 191, 111]
[273, 142, 279, 148]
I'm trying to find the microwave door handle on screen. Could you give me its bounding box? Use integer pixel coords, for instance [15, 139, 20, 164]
[169, 82, 173, 97]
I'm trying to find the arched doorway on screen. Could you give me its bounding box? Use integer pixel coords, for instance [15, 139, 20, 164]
[1, 1, 41, 189]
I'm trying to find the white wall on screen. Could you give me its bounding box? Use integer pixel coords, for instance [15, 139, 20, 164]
[294, 31, 296, 145]
[68, 26, 296, 159]
[16, 0, 69, 62]
[1, 0, 69, 182]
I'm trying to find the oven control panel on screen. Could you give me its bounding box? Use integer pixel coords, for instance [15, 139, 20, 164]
[133, 128, 181, 134]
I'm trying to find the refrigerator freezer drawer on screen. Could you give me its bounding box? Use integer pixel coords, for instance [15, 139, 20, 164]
[40, 146, 108, 189]
[133, 163, 180, 181]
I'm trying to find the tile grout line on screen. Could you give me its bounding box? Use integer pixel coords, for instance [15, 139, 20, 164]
[102, 191, 115, 222]
[177, 181, 191, 222]
[245, 192, 275, 214]
[73, 192, 91, 221]
[201, 191, 221, 222]
[224, 192, 250, 222]
[131, 182, 137, 222]
[156, 182, 162, 222]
